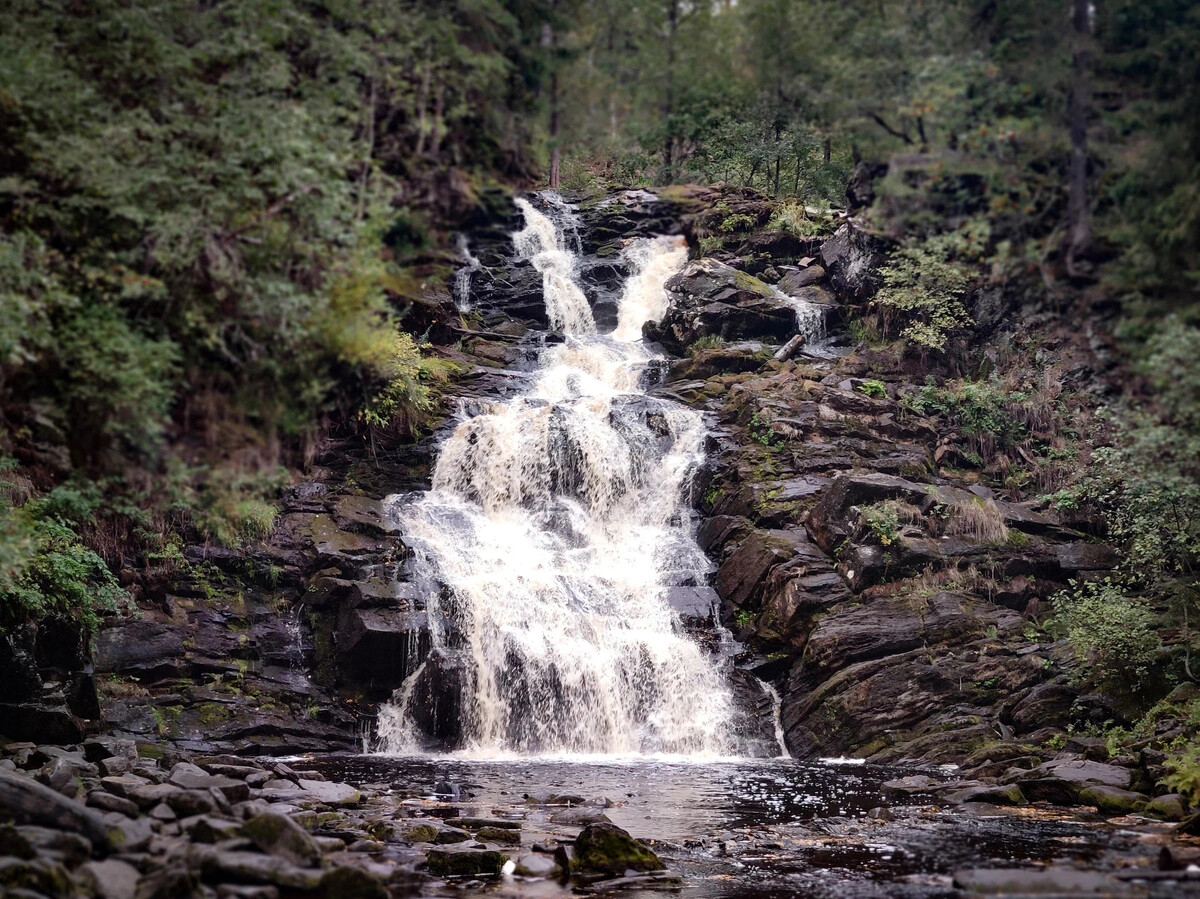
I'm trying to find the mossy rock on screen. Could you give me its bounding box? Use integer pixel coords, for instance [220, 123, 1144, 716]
[425, 847, 509, 876]
[1078, 785, 1148, 815]
[402, 823, 439, 843]
[572, 823, 663, 877]
[243, 811, 322, 866]
[474, 826, 521, 845]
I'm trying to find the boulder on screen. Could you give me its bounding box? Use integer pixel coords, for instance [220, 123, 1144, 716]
[572, 822, 663, 876]
[425, 846, 509, 876]
[242, 812, 321, 866]
[0, 769, 112, 853]
[647, 259, 798, 353]
[335, 606, 429, 687]
[819, 224, 887, 302]
[778, 265, 826, 293]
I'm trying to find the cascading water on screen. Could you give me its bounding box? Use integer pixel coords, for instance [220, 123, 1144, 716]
[376, 196, 747, 758]
[452, 234, 481, 312]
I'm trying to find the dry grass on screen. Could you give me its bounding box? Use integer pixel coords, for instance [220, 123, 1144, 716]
[943, 497, 1010, 544]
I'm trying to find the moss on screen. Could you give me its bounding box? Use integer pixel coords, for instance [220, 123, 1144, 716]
[197, 702, 231, 727]
[474, 826, 521, 845]
[572, 823, 663, 876]
[403, 824, 439, 843]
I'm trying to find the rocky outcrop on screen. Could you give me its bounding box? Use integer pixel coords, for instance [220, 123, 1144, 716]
[645, 259, 798, 353]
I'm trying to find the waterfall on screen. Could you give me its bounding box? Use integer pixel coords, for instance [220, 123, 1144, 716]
[512, 197, 595, 335]
[376, 197, 741, 758]
[453, 234, 481, 312]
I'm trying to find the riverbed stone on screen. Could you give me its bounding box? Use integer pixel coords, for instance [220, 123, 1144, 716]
[425, 846, 509, 876]
[952, 866, 1116, 894]
[79, 858, 140, 899]
[242, 811, 321, 866]
[572, 823, 663, 876]
[1078, 784, 1149, 815]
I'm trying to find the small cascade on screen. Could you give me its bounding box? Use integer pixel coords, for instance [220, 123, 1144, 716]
[512, 197, 595, 335]
[453, 234, 481, 312]
[773, 285, 827, 346]
[613, 236, 689, 341]
[757, 677, 791, 759]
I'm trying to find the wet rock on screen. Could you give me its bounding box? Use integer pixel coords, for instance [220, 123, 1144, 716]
[647, 259, 798, 353]
[183, 814, 243, 843]
[945, 783, 1026, 805]
[475, 825, 521, 844]
[434, 826, 472, 844]
[515, 852, 562, 878]
[778, 265, 826, 293]
[572, 822, 663, 877]
[334, 606, 429, 689]
[317, 866, 388, 899]
[101, 810, 153, 851]
[401, 823, 440, 843]
[425, 846, 510, 876]
[1013, 758, 1133, 805]
[242, 812, 321, 866]
[549, 807, 610, 826]
[819, 223, 886, 302]
[93, 620, 185, 679]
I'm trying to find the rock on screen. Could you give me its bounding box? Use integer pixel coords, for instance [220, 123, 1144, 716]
[434, 826, 472, 844]
[425, 846, 510, 876]
[1014, 759, 1133, 805]
[514, 852, 562, 878]
[475, 826, 521, 845]
[92, 620, 185, 678]
[819, 223, 886, 302]
[79, 859, 140, 899]
[0, 768, 113, 852]
[952, 866, 1116, 894]
[317, 866, 388, 899]
[1056, 543, 1119, 572]
[648, 259, 798, 353]
[881, 775, 938, 798]
[446, 817, 521, 830]
[778, 265, 826, 293]
[183, 814, 244, 843]
[549, 807, 611, 826]
[102, 810, 153, 851]
[945, 783, 1026, 806]
[572, 823, 663, 877]
[401, 823, 439, 843]
[192, 848, 322, 889]
[335, 606, 429, 687]
[1078, 784, 1148, 815]
[168, 770, 251, 804]
[242, 812, 321, 866]
[1147, 793, 1187, 821]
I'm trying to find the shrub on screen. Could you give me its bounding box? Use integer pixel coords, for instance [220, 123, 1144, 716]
[856, 379, 887, 398]
[1052, 578, 1162, 697]
[873, 227, 983, 351]
[0, 491, 127, 634]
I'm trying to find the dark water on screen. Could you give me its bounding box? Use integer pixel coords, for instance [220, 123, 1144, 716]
[306, 755, 1145, 898]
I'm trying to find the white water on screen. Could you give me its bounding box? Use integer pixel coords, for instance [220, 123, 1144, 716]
[377, 197, 742, 758]
[452, 234, 481, 312]
[512, 198, 595, 334]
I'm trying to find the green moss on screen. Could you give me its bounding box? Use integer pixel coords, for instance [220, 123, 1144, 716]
[572, 823, 662, 876]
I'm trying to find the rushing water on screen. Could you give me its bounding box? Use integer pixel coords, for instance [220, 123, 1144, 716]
[377, 196, 744, 758]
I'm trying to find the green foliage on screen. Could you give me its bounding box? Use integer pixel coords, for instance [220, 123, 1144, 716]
[1052, 578, 1162, 698]
[904, 379, 1030, 462]
[1164, 744, 1200, 806]
[873, 228, 980, 351]
[859, 502, 901, 547]
[856, 379, 887, 398]
[0, 485, 126, 633]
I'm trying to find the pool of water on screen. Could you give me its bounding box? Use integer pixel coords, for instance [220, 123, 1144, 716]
[304, 755, 1146, 898]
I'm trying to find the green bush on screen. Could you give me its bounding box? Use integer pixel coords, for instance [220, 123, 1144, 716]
[1052, 578, 1162, 698]
[873, 225, 985, 351]
[0, 486, 126, 633]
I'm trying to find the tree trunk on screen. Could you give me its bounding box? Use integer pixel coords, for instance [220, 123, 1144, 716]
[1065, 0, 1093, 275]
[663, 0, 679, 171]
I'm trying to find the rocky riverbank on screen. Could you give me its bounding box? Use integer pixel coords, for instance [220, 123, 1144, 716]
[3, 737, 1200, 898]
